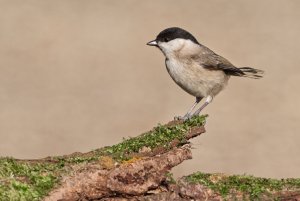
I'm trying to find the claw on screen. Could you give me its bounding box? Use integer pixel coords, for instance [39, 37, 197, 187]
[183, 113, 192, 120]
[174, 113, 193, 121]
[174, 116, 183, 120]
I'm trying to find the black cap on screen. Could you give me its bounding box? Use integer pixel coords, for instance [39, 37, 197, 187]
[155, 27, 200, 44]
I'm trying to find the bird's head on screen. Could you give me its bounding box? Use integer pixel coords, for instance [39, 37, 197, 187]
[147, 27, 200, 57]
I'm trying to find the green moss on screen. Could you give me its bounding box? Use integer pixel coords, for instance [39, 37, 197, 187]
[0, 158, 62, 200]
[55, 156, 99, 164]
[166, 172, 176, 184]
[185, 172, 300, 200]
[0, 115, 207, 200]
[104, 115, 207, 160]
[0, 155, 110, 200]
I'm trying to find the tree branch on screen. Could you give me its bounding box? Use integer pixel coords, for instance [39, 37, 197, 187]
[1, 115, 299, 201]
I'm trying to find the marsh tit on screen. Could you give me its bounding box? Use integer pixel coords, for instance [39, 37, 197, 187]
[147, 27, 263, 120]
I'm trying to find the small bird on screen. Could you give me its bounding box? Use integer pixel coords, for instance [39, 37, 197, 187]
[147, 27, 263, 120]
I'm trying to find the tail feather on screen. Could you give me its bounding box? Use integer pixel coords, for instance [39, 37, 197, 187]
[239, 67, 264, 79]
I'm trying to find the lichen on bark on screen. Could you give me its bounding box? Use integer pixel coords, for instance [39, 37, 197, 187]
[1, 115, 300, 201]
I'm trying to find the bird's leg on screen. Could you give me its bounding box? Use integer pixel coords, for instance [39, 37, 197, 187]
[180, 97, 202, 120]
[192, 96, 213, 116]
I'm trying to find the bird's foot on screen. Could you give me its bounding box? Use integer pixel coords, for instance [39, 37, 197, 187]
[174, 116, 183, 121]
[174, 113, 193, 121]
[192, 111, 200, 117]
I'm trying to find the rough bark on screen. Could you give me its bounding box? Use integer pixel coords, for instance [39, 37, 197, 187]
[44, 119, 206, 201]
[45, 146, 193, 201]
[42, 119, 300, 201]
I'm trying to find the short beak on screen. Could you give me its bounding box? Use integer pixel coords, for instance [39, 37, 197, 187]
[147, 40, 158, 47]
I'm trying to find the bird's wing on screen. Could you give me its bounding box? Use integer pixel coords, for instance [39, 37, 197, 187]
[196, 46, 245, 76]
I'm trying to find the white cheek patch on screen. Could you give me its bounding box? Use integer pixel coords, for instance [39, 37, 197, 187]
[158, 39, 198, 57]
[158, 39, 184, 54]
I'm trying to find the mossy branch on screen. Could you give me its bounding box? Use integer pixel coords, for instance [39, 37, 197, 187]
[0, 115, 299, 201]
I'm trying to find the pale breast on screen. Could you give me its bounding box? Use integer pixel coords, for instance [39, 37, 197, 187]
[165, 58, 229, 98]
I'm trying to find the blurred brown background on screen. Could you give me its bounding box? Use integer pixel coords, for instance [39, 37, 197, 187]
[0, 0, 299, 178]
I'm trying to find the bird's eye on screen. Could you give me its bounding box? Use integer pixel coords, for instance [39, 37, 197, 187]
[164, 38, 170, 42]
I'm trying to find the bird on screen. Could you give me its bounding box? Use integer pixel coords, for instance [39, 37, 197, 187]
[147, 27, 263, 120]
